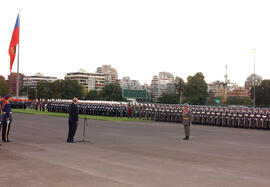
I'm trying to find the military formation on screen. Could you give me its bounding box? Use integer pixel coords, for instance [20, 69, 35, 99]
[3, 98, 270, 131]
[43, 100, 270, 130]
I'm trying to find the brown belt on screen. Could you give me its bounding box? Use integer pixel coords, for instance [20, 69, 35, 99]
[184, 118, 190, 120]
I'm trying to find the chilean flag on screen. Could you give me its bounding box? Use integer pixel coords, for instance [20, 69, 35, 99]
[9, 14, 20, 72]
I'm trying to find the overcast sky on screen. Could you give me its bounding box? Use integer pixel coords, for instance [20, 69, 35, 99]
[1, 0, 269, 86]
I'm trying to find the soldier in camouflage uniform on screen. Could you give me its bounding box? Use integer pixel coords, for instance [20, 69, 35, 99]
[182, 104, 191, 140]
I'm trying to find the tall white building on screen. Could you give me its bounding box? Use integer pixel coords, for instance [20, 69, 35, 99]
[151, 72, 175, 102]
[120, 76, 142, 90]
[23, 72, 57, 89]
[96, 65, 118, 84]
[65, 69, 105, 91]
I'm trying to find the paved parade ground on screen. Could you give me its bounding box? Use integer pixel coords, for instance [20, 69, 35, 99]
[1, 113, 270, 187]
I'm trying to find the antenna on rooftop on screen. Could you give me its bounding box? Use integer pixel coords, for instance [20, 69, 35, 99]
[223, 65, 228, 103]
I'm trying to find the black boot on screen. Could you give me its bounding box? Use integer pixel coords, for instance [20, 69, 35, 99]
[182, 136, 189, 140]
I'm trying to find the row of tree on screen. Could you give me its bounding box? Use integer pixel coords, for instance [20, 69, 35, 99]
[158, 72, 267, 107]
[20, 80, 125, 101]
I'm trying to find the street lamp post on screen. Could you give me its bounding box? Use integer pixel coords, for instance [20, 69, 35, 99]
[253, 49, 256, 108]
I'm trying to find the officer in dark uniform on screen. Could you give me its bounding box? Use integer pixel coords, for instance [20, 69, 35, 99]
[67, 97, 79, 143]
[0, 100, 2, 146]
[182, 104, 191, 140]
[2, 94, 13, 143]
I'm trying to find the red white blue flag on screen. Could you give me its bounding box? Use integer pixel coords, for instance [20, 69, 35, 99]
[9, 14, 20, 72]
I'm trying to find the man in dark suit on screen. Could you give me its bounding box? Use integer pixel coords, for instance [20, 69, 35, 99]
[67, 97, 79, 143]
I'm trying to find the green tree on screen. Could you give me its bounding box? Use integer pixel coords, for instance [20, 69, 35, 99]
[20, 86, 37, 99]
[0, 80, 9, 97]
[50, 80, 61, 99]
[35, 80, 86, 100]
[251, 80, 270, 107]
[59, 79, 85, 100]
[158, 93, 179, 104]
[86, 90, 100, 100]
[28, 88, 37, 100]
[225, 96, 252, 106]
[175, 78, 185, 104]
[183, 72, 208, 105]
[37, 81, 51, 99]
[99, 83, 123, 101]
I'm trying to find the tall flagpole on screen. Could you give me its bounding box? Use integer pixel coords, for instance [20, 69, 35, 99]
[253, 49, 256, 108]
[16, 11, 21, 98]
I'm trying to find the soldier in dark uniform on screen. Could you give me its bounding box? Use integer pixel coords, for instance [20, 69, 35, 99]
[174, 107, 179, 122]
[161, 106, 166, 122]
[244, 109, 251, 128]
[257, 110, 263, 129]
[198, 108, 203, 124]
[67, 97, 79, 143]
[222, 109, 227, 127]
[119, 104, 123, 118]
[232, 109, 238, 128]
[2, 94, 13, 143]
[202, 109, 207, 125]
[263, 110, 269, 130]
[35, 100, 39, 111]
[154, 106, 159, 121]
[238, 109, 244, 128]
[182, 104, 191, 140]
[150, 104, 155, 121]
[228, 109, 233, 128]
[192, 108, 198, 124]
[250, 109, 256, 129]
[123, 104, 128, 117]
[216, 109, 222, 126]
[42, 100, 45, 111]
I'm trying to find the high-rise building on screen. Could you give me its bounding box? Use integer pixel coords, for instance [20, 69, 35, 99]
[245, 73, 262, 90]
[23, 72, 57, 89]
[96, 65, 118, 84]
[141, 83, 150, 90]
[150, 72, 175, 102]
[208, 81, 249, 98]
[228, 88, 249, 97]
[166, 83, 176, 94]
[207, 81, 226, 98]
[65, 69, 105, 91]
[120, 76, 142, 90]
[8, 72, 25, 96]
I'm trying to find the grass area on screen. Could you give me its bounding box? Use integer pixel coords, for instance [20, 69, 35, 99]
[12, 109, 149, 122]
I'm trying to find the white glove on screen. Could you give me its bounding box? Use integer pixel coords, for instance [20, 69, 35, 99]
[7, 120, 10, 124]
